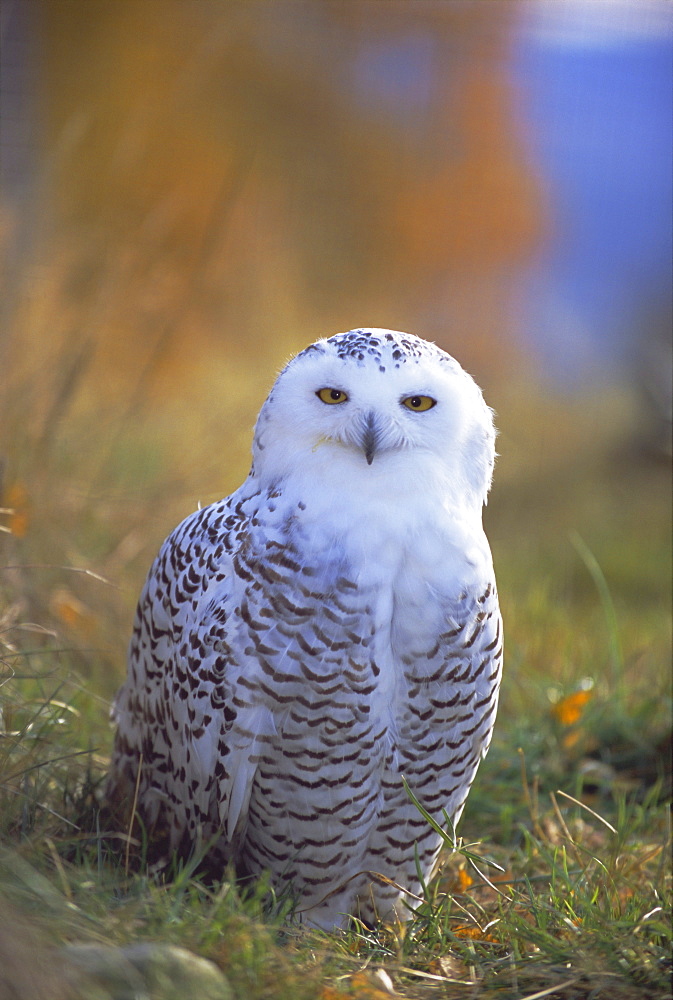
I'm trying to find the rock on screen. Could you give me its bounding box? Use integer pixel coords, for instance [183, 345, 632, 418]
[0, 900, 82, 1000]
[63, 942, 231, 1000]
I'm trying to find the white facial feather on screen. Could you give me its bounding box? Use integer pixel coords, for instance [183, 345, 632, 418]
[252, 328, 496, 510]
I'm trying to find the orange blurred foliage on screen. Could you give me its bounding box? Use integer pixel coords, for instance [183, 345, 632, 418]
[24, 0, 545, 404]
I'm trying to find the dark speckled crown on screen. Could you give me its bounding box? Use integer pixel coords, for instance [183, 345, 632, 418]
[296, 328, 458, 373]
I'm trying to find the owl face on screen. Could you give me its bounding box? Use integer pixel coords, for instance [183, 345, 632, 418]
[252, 329, 496, 509]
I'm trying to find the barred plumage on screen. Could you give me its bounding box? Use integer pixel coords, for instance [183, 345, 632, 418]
[106, 328, 503, 928]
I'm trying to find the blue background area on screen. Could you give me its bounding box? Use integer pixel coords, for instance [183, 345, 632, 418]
[514, 32, 672, 379]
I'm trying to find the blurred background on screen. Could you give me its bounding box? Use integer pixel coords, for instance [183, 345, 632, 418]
[0, 1, 671, 785]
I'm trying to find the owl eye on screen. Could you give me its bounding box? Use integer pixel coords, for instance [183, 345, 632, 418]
[402, 395, 436, 412]
[316, 387, 348, 405]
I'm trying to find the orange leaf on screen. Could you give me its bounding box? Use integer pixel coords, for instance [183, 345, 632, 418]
[5, 482, 30, 537]
[552, 689, 592, 727]
[457, 867, 474, 891]
[49, 587, 95, 637]
[349, 971, 394, 998]
[453, 923, 497, 942]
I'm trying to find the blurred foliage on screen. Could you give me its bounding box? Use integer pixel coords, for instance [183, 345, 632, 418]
[2, 0, 546, 404]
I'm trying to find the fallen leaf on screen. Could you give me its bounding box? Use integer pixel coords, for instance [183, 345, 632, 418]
[552, 689, 592, 727]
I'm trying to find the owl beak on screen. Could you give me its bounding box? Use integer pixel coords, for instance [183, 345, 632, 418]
[361, 411, 380, 465]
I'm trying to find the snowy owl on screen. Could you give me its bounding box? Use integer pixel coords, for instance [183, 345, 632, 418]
[106, 328, 502, 929]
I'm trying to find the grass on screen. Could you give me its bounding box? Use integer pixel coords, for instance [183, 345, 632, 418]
[1, 311, 671, 998]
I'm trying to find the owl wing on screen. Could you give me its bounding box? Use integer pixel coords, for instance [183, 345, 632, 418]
[108, 495, 275, 859]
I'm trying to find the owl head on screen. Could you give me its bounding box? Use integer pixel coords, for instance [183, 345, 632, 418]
[251, 329, 496, 511]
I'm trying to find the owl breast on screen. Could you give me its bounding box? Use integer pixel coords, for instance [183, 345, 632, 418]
[224, 488, 501, 927]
